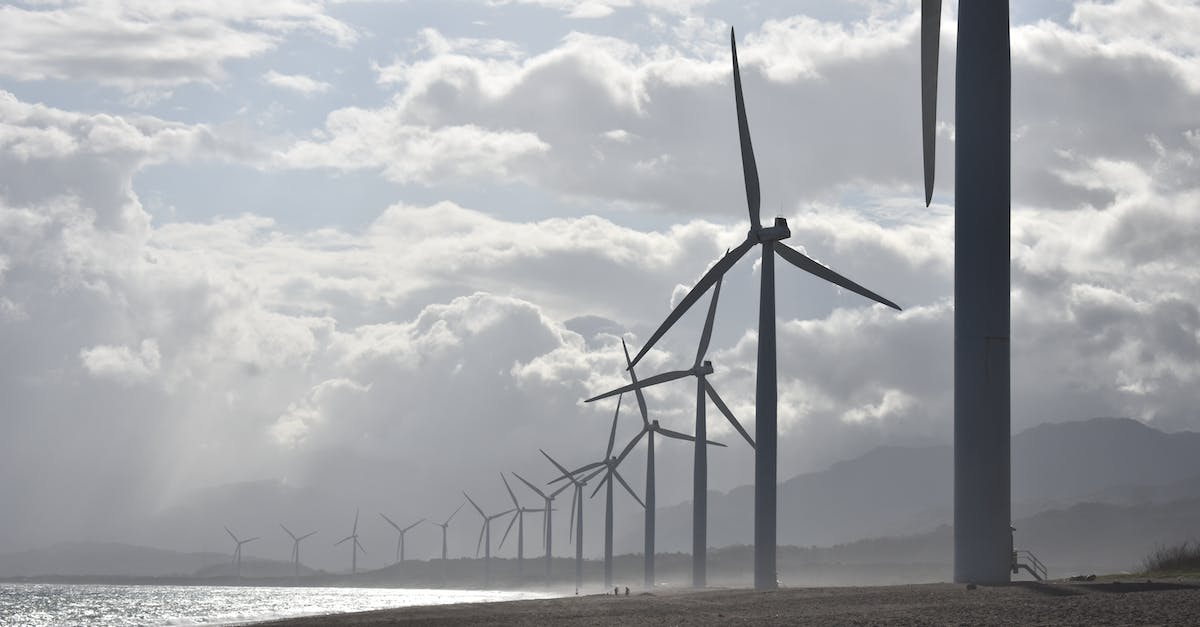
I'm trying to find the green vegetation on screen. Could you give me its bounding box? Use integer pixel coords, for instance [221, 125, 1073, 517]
[1141, 541, 1200, 577]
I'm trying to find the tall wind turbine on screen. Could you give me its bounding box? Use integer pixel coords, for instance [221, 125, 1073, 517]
[279, 524, 316, 581]
[921, 0, 1012, 584]
[334, 508, 366, 575]
[626, 29, 901, 590]
[380, 513, 424, 565]
[541, 449, 604, 591]
[590, 281, 751, 587]
[463, 491, 514, 587]
[224, 526, 258, 583]
[556, 395, 646, 589]
[498, 473, 546, 580]
[512, 470, 571, 585]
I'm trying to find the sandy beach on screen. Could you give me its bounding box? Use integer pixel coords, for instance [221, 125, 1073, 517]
[257, 579, 1200, 626]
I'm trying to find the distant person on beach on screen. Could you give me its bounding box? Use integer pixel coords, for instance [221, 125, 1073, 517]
[624, 587, 629, 596]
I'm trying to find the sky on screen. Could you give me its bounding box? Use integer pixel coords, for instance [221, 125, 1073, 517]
[1, 0, 1199, 565]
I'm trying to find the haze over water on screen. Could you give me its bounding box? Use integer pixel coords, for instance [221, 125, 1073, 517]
[0, 583, 553, 626]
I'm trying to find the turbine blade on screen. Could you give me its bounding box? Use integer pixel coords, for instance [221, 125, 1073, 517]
[583, 466, 606, 484]
[590, 471, 610, 499]
[352, 509, 359, 534]
[656, 427, 698, 443]
[550, 481, 573, 499]
[704, 379, 755, 449]
[245, 537, 259, 543]
[299, 531, 317, 541]
[501, 473, 520, 509]
[586, 369, 693, 403]
[622, 339, 650, 427]
[499, 511, 518, 549]
[773, 241, 901, 310]
[476, 524, 485, 557]
[512, 471, 548, 500]
[613, 469, 645, 508]
[355, 539, 365, 555]
[731, 27, 761, 231]
[605, 394, 623, 459]
[568, 488, 578, 543]
[540, 449, 573, 482]
[445, 502, 465, 525]
[630, 238, 754, 368]
[335, 536, 352, 546]
[403, 519, 425, 533]
[695, 276, 723, 367]
[224, 527, 238, 543]
[614, 428, 647, 466]
[921, 0, 942, 206]
[380, 513, 402, 532]
[568, 460, 606, 477]
[463, 491, 487, 518]
[280, 524, 296, 540]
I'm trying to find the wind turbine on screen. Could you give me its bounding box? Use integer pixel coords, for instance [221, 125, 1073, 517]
[512, 470, 572, 585]
[334, 508, 366, 575]
[224, 526, 258, 583]
[626, 29, 901, 590]
[463, 491, 515, 587]
[590, 281, 751, 587]
[279, 524, 316, 581]
[541, 449, 604, 591]
[554, 395, 647, 589]
[498, 473, 547, 580]
[921, 0, 1012, 584]
[380, 513, 425, 565]
[433, 502, 465, 563]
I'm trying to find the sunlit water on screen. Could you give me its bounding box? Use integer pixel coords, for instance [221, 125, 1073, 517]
[0, 583, 555, 626]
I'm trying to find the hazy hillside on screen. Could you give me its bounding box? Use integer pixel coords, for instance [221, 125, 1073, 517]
[0, 542, 225, 578]
[632, 417, 1200, 552]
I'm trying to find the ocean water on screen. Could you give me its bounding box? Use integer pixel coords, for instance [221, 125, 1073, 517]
[0, 583, 554, 626]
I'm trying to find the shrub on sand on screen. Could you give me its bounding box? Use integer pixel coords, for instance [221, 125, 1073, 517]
[1141, 541, 1200, 575]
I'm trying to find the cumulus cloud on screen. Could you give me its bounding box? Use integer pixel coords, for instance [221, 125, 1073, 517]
[263, 70, 332, 96]
[0, 1, 356, 88]
[80, 339, 161, 383]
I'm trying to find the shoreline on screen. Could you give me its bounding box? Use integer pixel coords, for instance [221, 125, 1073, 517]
[253, 579, 1200, 626]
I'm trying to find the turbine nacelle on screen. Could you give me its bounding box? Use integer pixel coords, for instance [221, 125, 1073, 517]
[694, 360, 715, 377]
[752, 216, 791, 243]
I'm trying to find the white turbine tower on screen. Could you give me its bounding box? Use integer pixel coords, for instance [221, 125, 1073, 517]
[554, 395, 646, 589]
[498, 473, 546, 581]
[279, 524, 316, 581]
[334, 509, 366, 575]
[589, 282, 750, 587]
[464, 491, 514, 588]
[921, 0, 1013, 584]
[626, 29, 901, 589]
[224, 526, 258, 583]
[541, 449, 604, 591]
[380, 513, 424, 565]
[512, 470, 571, 586]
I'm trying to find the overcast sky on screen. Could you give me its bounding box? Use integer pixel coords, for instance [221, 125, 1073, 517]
[1, 0, 1198, 560]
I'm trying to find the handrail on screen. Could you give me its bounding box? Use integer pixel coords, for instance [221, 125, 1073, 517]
[1014, 549, 1047, 581]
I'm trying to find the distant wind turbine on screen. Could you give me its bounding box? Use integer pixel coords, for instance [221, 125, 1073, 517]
[512, 470, 572, 585]
[464, 491, 515, 587]
[433, 502, 465, 563]
[498, 472, 547, 580]
[626, 28, 901, 589]
[224, 526, 258, 583]
[555, 395, 646, 589]
[279, 524, 316, 581]
[380, 513, 424, 565]
[334, 508, 366, 575]
[589, 281, 749, 587]
[541, 449, 604, 591]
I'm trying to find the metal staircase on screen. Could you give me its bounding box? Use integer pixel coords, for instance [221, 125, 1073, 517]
[1012, 549, 1048, 581]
